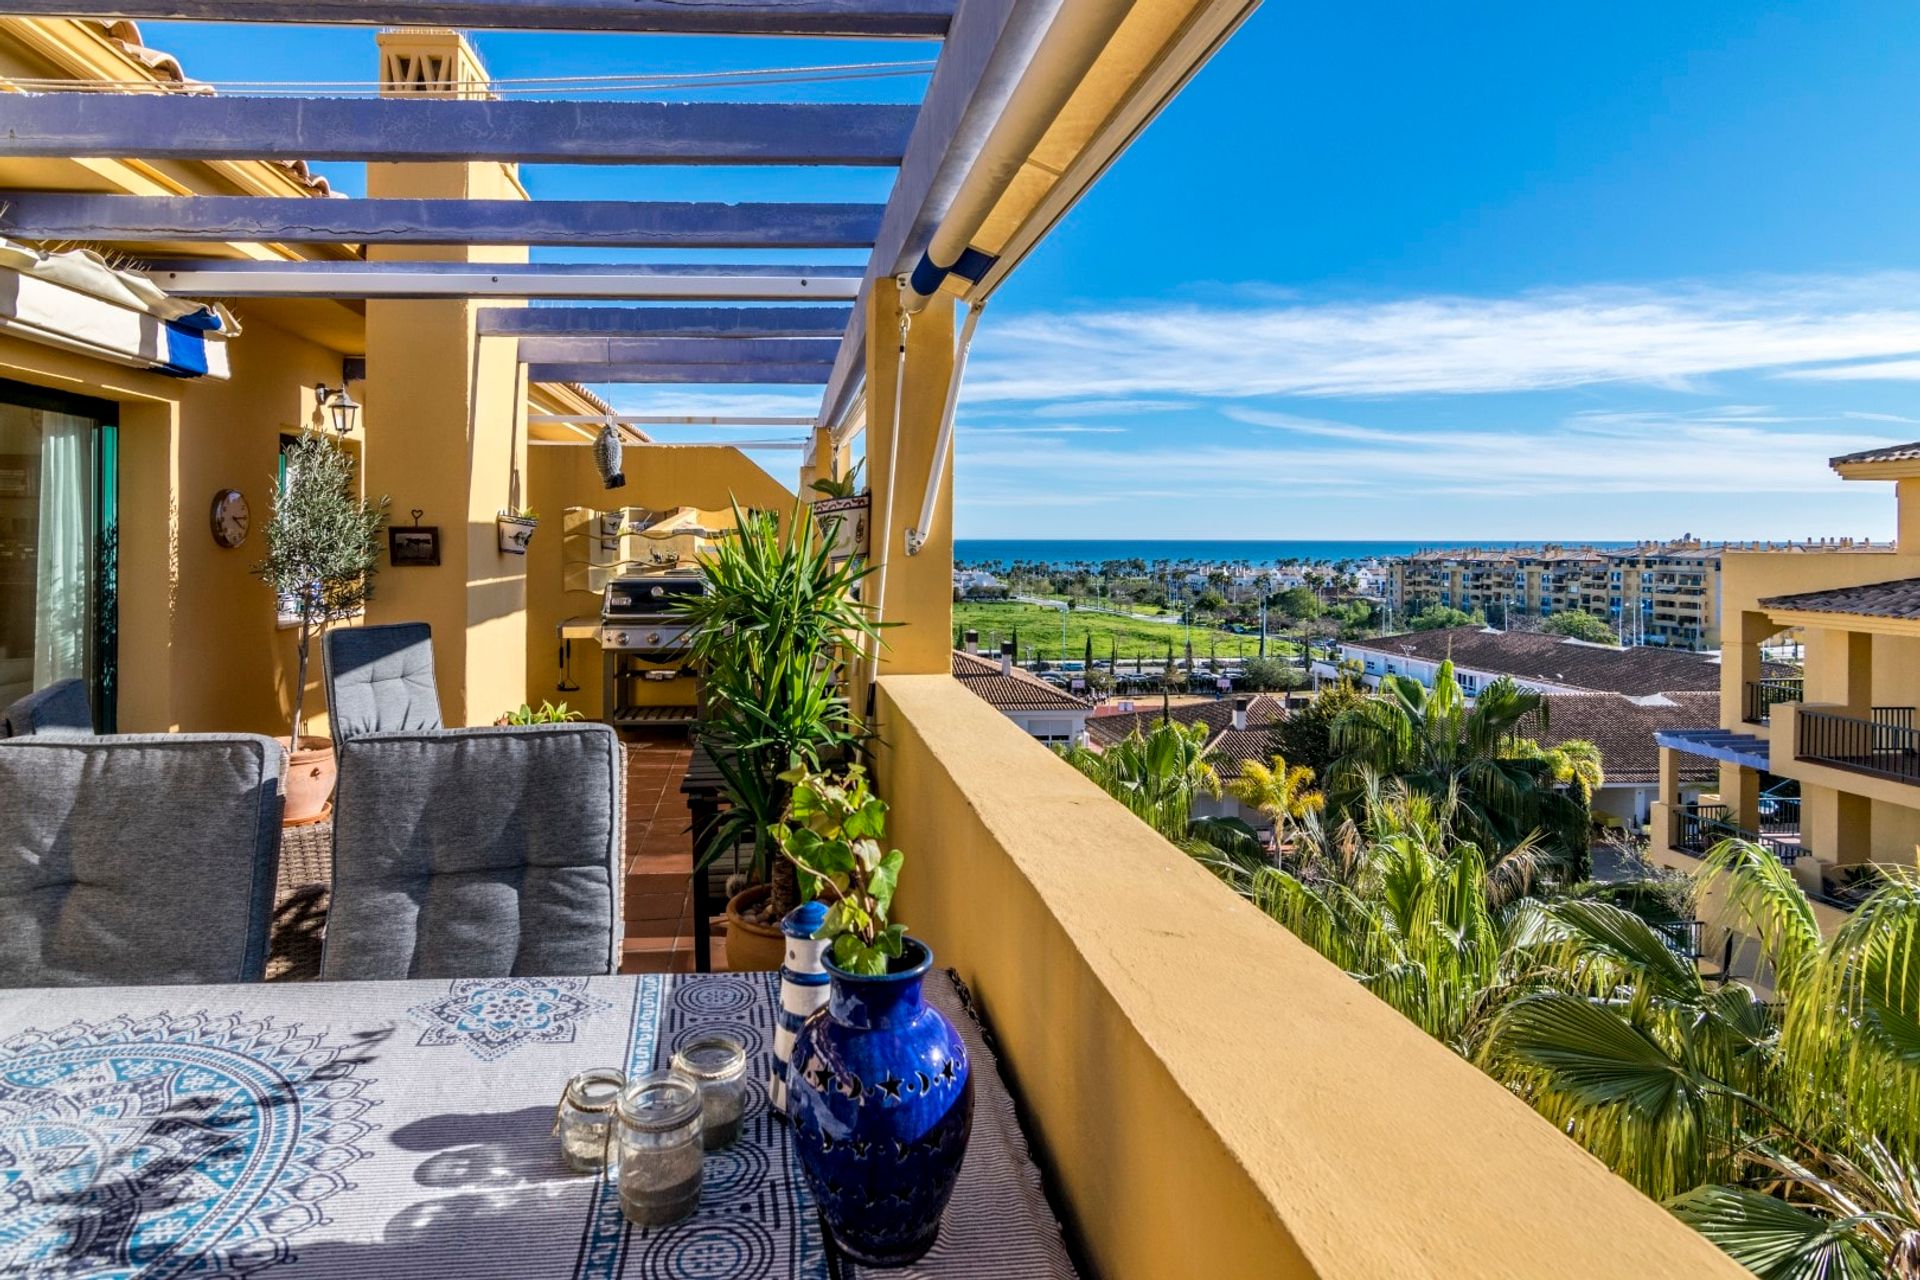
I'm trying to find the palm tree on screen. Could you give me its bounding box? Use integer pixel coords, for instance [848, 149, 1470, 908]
[1058, 718, 1219, 841]
[1481, 839, 1920, 1277]
[1228, 754, 1324, 844]
[1330, 659, 1589, 875]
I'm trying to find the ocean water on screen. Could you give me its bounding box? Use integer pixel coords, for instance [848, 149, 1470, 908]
[953, 539, 1633, 568]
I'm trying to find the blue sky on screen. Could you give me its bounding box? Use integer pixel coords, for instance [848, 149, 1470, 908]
[149, 3, 1920, 540]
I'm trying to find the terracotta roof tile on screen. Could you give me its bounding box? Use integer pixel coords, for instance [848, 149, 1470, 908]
[1830, 441, 1920, 467]
[951, 649, 1092, 711]
[1520, 691, 1721, 784]
[1084, 693, 1286, 748]
[1759, 576, 1920, 621]
[1347, 627, 1725, 696]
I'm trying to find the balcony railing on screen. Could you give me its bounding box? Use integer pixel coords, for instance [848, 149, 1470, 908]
[1743, 677, 1803, 724]
[1654, 917, 1705, 962]
[1798, 707, 1920, 785]
[1675, 802, 1802, 866]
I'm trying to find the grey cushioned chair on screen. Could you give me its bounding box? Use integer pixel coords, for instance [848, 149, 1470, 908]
[323, 622, 443, 750]
[322, 722, 624, 980]
[0, 733, 284, 987]
[1, 678, 95, 738]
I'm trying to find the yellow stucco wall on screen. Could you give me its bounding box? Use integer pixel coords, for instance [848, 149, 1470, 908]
[0, 316, 356, 738]
[876, 675, 1743, 1280]
[521, 443, 794, 718]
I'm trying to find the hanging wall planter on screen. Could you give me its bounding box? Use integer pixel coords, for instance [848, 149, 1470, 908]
[810, 493, 870, 563]
[496, 510, 538, 555]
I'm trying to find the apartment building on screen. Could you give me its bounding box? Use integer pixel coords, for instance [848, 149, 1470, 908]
[1387, 541, 1729, 649]
[1651, 443, 1920, 959]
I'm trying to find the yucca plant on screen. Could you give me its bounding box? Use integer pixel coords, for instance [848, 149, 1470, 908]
[677, 498, 881, 920]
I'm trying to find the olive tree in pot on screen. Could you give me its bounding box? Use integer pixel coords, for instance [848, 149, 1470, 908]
[677, 498, 880, 971]
[252, 428, 387, 824]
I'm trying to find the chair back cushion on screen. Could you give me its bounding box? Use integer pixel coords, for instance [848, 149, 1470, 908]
[322, 723, 623, 979]
[0, 734, 283, 987]
[323, 623, 443, 750]
[1, 678, 94, 738]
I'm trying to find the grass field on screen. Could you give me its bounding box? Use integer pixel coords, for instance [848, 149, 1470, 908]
[952, 601, 1299, 665]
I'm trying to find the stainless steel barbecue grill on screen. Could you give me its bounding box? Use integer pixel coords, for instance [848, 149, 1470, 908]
[599, 572, 706, 726]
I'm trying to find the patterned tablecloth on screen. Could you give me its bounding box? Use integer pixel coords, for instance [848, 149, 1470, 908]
[0, 971, 1077, 1280]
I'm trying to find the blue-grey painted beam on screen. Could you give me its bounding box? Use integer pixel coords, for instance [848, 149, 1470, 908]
[528, 361, 835, 384]
[819, 0, 1025, 430]
[0, 195, 884, 249]
[144, 260, 864, 301]
[0, 96, 918, 167]
[479, 306, 853, 338]
[0, 0, 953, 35]
[516, 336, 843, 365]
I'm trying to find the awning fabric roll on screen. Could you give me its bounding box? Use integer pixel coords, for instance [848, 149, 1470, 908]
[0, 238, 235, 379]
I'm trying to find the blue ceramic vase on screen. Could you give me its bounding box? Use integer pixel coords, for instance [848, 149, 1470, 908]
[785, 936, 973, 1266]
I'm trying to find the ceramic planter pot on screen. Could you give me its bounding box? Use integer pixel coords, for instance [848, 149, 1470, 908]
[723, 883, 787, 973]
[809, 494, 870, 563]
[496, 513, 538, 555]
[277, 734, 336, 826]
[785, 936, 973, 1266]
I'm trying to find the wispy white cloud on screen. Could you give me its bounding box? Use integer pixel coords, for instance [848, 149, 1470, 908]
[1774, 358, 1920, 382]
[963, 274, 1920, 402]
[1028, 399, 1194, 417]
[954, 407, 1898, 510]
[961, 424, 1126, 436]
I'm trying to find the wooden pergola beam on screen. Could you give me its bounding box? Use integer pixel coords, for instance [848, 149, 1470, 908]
[0, 0, 955, 35]
[144, 261, 864, 300]
[516, 336, 843, 365]
[0, 195, 884, 248]
[0, 96, 919, 167]
[528, 361, 837, 384]
[478, 305, 853, 338]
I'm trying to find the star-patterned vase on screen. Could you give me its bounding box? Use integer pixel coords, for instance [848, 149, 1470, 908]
[784, 937, 973, 1267]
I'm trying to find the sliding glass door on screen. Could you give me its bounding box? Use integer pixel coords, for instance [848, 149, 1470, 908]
[0, 379, 118, 730]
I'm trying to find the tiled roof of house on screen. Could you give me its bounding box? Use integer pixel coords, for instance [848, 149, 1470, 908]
[1519, 691, 1721, 785]
[1831, 441, 1920, 467]
[1759, 577, 1920, 621]
[1348, 627, 1725, 696]
[951, 649, 1093, 711]
[1083, 693, 1287, 749]
[1207, 727, 1275, 776]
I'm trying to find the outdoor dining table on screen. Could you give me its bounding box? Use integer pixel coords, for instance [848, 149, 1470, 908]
[0, 969, 1078, 1279]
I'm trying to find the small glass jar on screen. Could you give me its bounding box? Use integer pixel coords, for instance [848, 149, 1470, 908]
[552, 1067, 625, 1174]
[614, 1070, 704, 1227]
[671, 1033, 749, 1150]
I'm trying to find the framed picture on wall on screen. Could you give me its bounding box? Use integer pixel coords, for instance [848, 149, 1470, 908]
[388, 525, 441, 567]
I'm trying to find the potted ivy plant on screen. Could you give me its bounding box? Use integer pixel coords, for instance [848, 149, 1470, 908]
[496, 506, 538, 555]
[676, 497, 881, 970]
[252, 428, 388, 824]
[773, 765, 973, 1266]
[808, 460, 869, 563]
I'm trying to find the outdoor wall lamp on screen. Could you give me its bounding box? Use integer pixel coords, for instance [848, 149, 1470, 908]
[314, 382, 361, 436]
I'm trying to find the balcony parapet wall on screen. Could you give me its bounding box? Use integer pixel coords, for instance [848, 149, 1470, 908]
[871, 673, 1741, 1280]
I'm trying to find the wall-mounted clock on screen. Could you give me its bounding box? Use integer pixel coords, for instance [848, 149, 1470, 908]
[210, 488, 250, 548]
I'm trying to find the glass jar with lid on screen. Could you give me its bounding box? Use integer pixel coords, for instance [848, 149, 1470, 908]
[613, 1070, 704, 1227]
[671, 1033, 749, 1150]
[552, 1067, 626, 1173]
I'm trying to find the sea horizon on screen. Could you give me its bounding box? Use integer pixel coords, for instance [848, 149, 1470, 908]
[954, 538, 1638, 568]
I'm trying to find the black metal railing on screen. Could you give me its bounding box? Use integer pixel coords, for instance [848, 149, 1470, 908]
[1799, 708, 1920, 785]
[1674, 803, 1802, 866]
[1654, 918, 1705, 962]
[1743, 677, 1803, 724]
[1755, 794, 1800, 837]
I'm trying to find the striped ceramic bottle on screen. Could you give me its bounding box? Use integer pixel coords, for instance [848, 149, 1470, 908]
[770, 900, 831, 1116]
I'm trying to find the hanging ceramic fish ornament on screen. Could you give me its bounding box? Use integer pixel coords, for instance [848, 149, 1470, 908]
[594, 420, 626, 490]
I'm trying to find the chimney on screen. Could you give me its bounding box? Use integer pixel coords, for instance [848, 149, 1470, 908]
[1000, 641, 1014, 676]
[1232, 695, 1250, 731]
[964, 629, 980, 654]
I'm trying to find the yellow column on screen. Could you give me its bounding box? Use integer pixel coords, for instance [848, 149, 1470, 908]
[1652, 745, 1683, 851]
[362, 30, 530, 726]
[1899, 477, 1920, 552]
[1840, 629, 1874, 716]
[864, 283, 955, 678]
[1720, 763, 1761, 829]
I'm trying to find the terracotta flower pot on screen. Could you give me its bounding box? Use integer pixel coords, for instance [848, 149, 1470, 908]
[724, 883, 788, 973]
[278, 735, 337, 826]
